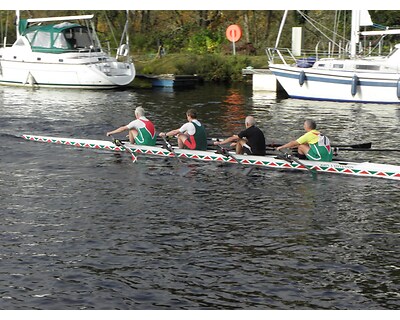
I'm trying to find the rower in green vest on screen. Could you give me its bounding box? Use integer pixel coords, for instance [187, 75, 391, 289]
[277, 119, 333, 162]
[159, 108, 207, 151]
[106, 106, 157, 146]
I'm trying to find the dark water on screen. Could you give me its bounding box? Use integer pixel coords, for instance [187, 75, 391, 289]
[0, 84, 399, 310]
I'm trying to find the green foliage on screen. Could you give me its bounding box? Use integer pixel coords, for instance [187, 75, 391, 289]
[131, 33, 160, 54]
[186, 28, 224, 54]
[135, 51, 266, 83]
[175, 54, 251, 82]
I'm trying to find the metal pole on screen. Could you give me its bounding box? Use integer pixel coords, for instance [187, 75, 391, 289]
[275, 10, 288, 48]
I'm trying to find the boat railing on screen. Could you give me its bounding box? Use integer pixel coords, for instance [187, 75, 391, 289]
[267, 39, 395, 66]
[267, 46, 350, 66]
[266, 47, 293, 65]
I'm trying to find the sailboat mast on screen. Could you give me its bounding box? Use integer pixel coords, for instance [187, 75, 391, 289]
[15, 10, 20, 38]
[126, 10, 129, 52]
[350, 10, 360, 58]
[275, 10, 288, 48]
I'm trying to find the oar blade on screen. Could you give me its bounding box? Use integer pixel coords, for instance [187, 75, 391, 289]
[349, 142, 372, 149]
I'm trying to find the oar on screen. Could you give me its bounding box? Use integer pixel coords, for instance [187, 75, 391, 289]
[208, 137, 372, 150]
[160, 136, 192, 176]
[334, 147, 400, 152]
[277, 149, 317, 179]
[333, 142, 372, 149]
[110, 135, 137, 163]
[216, 145, 254, 176]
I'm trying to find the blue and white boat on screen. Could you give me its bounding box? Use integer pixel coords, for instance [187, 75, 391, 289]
[268, 10, 400, 104]
[0, 12, 135, 89]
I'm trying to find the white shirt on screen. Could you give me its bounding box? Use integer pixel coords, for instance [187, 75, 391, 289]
[179, 119, 201, 135]
[127, 116, 148, 130]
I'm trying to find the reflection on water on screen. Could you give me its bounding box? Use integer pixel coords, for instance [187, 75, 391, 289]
[221, 88, 247, 133]
[0, 84, 399, 310]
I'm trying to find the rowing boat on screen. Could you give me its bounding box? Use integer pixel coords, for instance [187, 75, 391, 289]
[21, 134, 400, 181]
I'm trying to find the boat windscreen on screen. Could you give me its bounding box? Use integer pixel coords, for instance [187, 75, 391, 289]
[24, 24, 100, 53]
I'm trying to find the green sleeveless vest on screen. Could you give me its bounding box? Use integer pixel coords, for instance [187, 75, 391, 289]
[193, 122, 207, 151]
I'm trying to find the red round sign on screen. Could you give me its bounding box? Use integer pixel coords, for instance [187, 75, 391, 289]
[226, 24, 242, 43]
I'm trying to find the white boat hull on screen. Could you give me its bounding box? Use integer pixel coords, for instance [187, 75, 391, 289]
[22, 134, 400, 181]
[269, 64, 400, 104]
[0, 54, 135, 89]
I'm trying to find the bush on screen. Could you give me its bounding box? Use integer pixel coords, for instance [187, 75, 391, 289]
[186, 29, 224, 54]
[180, 54, 251, 82]
[135, 53, 257, 82]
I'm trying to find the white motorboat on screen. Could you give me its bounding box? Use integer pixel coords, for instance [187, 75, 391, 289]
[0, 12, 135, 89]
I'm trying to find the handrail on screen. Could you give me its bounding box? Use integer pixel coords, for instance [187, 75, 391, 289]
[267, 41, 392, 66]
[26, 15, 94, 23]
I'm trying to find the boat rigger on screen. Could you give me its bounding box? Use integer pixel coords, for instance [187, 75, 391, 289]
[21, 134, 400, 181]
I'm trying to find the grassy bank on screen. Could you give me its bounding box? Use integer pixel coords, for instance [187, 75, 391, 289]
[132, 53, 268, 83]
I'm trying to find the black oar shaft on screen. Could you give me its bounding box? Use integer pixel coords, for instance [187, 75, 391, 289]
[161, 136, 187, 164]
[207, 137, 372, 150]
[110, 134, 137, 162]
[277, 149, 317, 179]
[334, 148, 400, 152]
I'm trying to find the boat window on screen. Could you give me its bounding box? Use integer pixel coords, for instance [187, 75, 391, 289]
[63, 27, 97, 50]
[74, 28, 93, 48]
[32, 31, 52, 48]
[317, 63, 325, 67]
[53, 33, 69, 49]
[333, 64, 343, 68]
[355, 65, 380, 70]
[25, 31, 36, 44]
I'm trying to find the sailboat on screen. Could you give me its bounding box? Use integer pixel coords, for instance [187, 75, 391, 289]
[0, 11, 135, 89]
[268, 10, 400, 103]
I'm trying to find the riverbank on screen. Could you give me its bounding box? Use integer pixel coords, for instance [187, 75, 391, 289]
[132, 53, 268, 85]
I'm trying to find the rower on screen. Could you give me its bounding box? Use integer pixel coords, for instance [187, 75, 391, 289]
[276, 119, 333, 162]
[106, 106, 157, 146]
[159, 109, 207, 151]
[213, 116, 266, 156]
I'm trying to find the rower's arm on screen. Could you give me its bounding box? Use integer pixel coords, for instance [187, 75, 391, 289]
[277, 140, 299, 150]
[160, 129, 180, 137]
[107, 125, 129, 136]
[214, 135, 239, 145]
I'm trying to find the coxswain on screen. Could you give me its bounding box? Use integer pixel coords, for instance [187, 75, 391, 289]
[276, 119, 333, 161]
[159, 109, 207, 151]
[106, 106, 157, 146]
[214, 116, 266, 156]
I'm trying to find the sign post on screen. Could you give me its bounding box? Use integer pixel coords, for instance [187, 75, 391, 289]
[225, 24, 242, 55]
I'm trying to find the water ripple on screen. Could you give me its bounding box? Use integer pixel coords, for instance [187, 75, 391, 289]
[1, 85, 399, 309]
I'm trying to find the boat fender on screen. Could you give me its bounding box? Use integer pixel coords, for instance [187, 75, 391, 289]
[299, 70, 306, 86]
[351, 75, 358, 96]
[117, 44, 129, 57]
[397, 79, 400, 99]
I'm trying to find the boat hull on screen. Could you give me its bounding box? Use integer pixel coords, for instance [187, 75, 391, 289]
[0, 59, 135, 89]
[22, 134, 400, 181]
[269, 64, 400, 104]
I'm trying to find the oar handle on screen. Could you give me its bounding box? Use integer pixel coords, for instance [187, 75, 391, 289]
[161, 135, 173, 152]
[216, 145, 240, 163]
[276, 149, 315, 176]
[109, 134, 123, 146]
[109, 134, 137, 163]
[161, 135, 184, 162]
